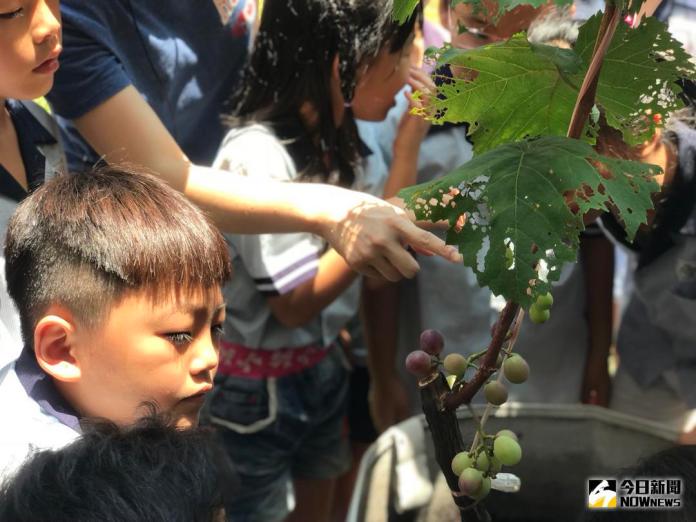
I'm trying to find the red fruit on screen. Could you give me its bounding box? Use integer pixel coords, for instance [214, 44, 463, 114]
[405, 350, 435, 378]
[419, 329, 444, 355]
[653, 113, 662, 124]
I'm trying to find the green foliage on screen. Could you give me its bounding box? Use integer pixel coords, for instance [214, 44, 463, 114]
[451, 0, 571, 20]
[392, 0, 421, 24]
[422, 14, 695, 152]
[399, 136, 658, 307]
[576, 14, 696, 145]
[424, 36, 581, 154]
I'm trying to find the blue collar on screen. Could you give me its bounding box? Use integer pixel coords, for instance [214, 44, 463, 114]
[15, 347, 82, 433]
[1, 100, 57, 202]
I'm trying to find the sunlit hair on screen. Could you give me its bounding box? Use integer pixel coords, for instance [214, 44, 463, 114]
[4, 166, 232, 348]
[0, 414, 234, 522]
[227, 0, 421, 187]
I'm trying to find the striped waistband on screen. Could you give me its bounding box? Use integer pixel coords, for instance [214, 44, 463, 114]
[217, 340, 330, 378]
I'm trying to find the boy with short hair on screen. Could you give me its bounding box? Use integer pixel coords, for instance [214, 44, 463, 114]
[0, 166, 231, 479]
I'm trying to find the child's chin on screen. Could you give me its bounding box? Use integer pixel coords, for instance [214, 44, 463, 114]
[172, 412, 200, 429]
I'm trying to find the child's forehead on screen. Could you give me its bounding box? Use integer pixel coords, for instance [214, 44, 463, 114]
[121, 285, 225, 314]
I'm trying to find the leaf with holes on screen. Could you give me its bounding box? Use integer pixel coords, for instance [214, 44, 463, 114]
[422, 15, 694, 153]
[575, 14, 696, 146]
[422, 36, 582, 154]
[399, 136, 658, 307]
[451, 0, 573, 20]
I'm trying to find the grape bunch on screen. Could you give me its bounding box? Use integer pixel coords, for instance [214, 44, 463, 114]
[450, 429, 522, 500]
[404, 321, 535, 502]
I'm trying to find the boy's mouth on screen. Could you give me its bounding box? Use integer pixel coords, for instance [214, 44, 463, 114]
[180, 385, 213, 403]
[33, 47, 62, 74]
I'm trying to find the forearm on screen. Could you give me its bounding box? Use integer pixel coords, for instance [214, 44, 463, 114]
[267, 249, 358, 328]
[383, 143, 421, 199]
[580, 234, 614, 404]
[363, 282, 400, 383]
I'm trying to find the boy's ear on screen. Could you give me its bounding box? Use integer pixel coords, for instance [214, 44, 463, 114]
[34, 308, 81, 382]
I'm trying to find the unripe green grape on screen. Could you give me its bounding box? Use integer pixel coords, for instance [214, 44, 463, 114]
[535, 292, 554, 310]
[470, 476, 492, 500]
[475, 451, 490, 473]
[451, 451, 473, 476]
[419, 329, 444, 355]
[493, 435, 522, 466]
[484, 381, 508, 405]
[443, 353, 467, 377]
[495, 429, 518, 442]
[489, 456, 502, 475]
[528, 303, 550, 324]
[503, 354, 529, 384]
[458, 467, 483, 495]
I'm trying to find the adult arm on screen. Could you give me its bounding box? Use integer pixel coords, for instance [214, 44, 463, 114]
[72, 86, 461, 279]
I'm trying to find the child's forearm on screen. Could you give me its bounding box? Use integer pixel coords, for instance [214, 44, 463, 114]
[580, 234, 614, 406]
[383, 140, 421, 199]
[266, 249, 358, 329]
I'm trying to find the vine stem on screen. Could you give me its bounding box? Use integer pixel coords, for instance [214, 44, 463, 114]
[469, 308, 525, 453]
[444, 301, 519, 410]
[567, 2, 621, 139]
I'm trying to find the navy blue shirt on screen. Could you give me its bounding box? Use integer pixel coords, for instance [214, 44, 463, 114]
[0, 100, 56, 202]
[48, 0, 255, 169]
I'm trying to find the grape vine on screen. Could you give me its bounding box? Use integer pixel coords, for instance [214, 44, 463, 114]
[393, 0, 695, 519]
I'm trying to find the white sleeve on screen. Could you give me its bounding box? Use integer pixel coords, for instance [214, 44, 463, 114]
[213, 126, 325, 295]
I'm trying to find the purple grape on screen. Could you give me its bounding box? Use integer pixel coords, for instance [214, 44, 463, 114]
[405, 350, 434, 378]
[420, 329, 444, 355]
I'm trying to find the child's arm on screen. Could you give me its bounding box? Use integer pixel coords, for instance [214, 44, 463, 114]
[580, 233, 614, 407]
[382, 68, 433, 198]
[266, 249, 358, 328]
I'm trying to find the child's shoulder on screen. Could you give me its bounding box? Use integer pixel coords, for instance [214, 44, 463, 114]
[214, 123, 297, 182]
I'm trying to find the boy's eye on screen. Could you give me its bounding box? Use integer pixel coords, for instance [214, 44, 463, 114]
[0, 8, 24, 19]
[165, 332, 194, 346]
[212, 324, 225, 341]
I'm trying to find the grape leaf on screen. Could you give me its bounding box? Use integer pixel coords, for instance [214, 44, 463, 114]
[424, 36, 581, 153]
[575, 14, 696, 146]
[451, 0, 572, 20]
[399, 136, 658, 307]
[423, 15, 695, 153]
[392, 0, 420, 24]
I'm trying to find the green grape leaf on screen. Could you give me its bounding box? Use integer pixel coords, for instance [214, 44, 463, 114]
[425, 36, 581, 153]
[451, 0, 572, 19]
[392, 0, 420, 24]
[423, 15, 695, 153]
[575, 14, 696, 146]
[399, 136, 659, 307]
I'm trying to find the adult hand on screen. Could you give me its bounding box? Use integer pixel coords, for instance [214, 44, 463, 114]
[320, 190, 462, 281]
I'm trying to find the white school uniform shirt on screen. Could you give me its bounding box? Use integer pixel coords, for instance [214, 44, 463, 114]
[0, 101, 76, 482]
[213, 123, 333, 350]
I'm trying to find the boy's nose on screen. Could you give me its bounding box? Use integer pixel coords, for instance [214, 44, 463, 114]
[189, 339, 219, 378]
[33, 0, 62, 46]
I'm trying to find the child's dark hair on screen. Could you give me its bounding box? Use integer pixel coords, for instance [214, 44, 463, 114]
[4, 166, 232, 349]
[228, 0, 421, 187]
[0, 415, 234, 522]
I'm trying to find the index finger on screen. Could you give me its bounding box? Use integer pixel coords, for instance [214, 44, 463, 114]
[397, 220, 462, 263]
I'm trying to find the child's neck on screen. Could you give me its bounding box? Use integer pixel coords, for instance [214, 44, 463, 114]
[0, 98, 30, 191]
